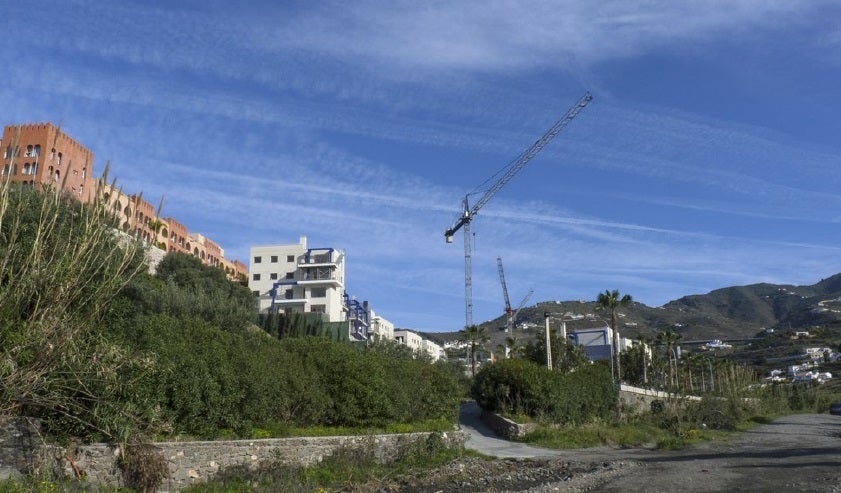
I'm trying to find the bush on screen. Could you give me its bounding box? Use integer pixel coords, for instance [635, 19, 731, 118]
[109, 312, 461, 437]
[2, 183, 462, 441]
[472, 359, 616, 425]
[0, 181, 150, 442]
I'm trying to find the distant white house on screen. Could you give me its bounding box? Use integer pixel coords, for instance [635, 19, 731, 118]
[368, 310, 394, 342]
[566, 326, 635, 362]
[804, 347, 832, 361]
[394, 329, 444, 362]
[704, 339, 732, 350]
[792, 371, 832, 383]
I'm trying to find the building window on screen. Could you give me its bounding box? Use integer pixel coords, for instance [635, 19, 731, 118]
[33, 145, 40, 157]
[270, 255, 278, 263]
[311, 304, 326, 314]
[287, 255, 295, 262]
[252, 290, 260, 296]
[270, 273, 278, 280]
[284, 289, 294, 300]
[253, 273, 261, 281]
[311, 287, 327, 298]
[57, 153, 62, 165]
[81, 167, 86, 178]
[253, 256, 262, 263]
[1, 164, 9, 175]
[25, 145, 33, 157]
[285, 272, 294, 279]
[50, 148, 55, 160]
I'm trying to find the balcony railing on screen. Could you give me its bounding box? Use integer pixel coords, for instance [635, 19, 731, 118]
[302, 267, 340, 281]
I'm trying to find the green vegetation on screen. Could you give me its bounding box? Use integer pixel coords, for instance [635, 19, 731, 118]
[595, 289, 633, 382]
[471, 358, 616, 425]
[0, 478, 126, 493]
[523, 336, 589, 372]
[459, 324, 489, 377]
[523, 421, 668, 449]
[0, 177, 466, 491]
[0, 177, 149, 442]
[107, 267, 463, 439]
[516, 372, 841, 450]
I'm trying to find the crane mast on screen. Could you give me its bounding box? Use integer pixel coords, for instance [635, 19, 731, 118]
[497, 256, 513, 316]
[445, 92, 593, 329]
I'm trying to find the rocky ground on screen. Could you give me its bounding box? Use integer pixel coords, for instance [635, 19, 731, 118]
[339, 456, 635, 493]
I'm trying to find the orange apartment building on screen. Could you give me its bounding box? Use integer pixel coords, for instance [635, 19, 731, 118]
[1, 122, 247, 282]
[1, 123, 97, 202]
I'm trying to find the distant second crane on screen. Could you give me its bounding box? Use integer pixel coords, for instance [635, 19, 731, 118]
[497, 256, 533, 332]
[444, 92, 593, 329]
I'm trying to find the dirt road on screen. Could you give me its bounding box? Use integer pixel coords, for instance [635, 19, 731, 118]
[428, 411, 841, 492]
[357, 412, 840, 492]
[569, 413, 841, 493]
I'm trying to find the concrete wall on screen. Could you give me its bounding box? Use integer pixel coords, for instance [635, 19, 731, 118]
[619, 384, 701, 414]
[0, 417, 466, 492]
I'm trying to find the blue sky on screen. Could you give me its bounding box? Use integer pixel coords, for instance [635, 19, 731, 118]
[3, 1, 841, 332]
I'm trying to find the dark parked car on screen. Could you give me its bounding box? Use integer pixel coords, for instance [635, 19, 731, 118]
[830, 403, 841, 416]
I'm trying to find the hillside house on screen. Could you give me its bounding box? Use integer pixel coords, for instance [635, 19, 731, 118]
[566, 324, 635, 362]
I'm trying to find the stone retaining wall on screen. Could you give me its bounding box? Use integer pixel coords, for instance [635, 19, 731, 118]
[0, 417, 467, 492]
[480, 411, 537, 439]
[0, 417, 51, 480]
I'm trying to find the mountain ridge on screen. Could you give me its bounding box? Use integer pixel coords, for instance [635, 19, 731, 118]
[419, 273, 841, 347]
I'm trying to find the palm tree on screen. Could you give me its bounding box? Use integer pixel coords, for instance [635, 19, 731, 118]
[635, 334, 651, 385]
[459, 324, 489, 377]
[656, 330, 682, 389]
[595, 289, 633, 383]
[682, 351, 701, 393]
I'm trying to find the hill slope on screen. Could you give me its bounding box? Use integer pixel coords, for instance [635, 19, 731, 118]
[422, 273, 841, 348]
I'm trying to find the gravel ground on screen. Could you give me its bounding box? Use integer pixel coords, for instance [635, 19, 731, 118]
[338, 456, 635, 492]
[342, 413, 841, 493]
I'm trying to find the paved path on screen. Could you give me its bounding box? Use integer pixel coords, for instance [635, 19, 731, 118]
[458, 402, 563, 459]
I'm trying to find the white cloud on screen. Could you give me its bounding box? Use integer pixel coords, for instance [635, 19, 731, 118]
[262, 1, 826, 71]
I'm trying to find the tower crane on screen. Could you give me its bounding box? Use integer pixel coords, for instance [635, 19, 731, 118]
[444, 92, 593, 329]
[497, 256, 513, 327]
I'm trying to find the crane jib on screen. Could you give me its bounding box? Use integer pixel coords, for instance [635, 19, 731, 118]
[443, 92, 593, 328]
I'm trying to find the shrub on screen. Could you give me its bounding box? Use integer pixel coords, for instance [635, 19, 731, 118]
[119, 443, 169, 493]
[472, 359, 616, 425]
[0, 180, 150, 441]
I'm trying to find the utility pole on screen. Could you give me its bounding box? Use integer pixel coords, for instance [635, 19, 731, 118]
[544, 311, 552, 370]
